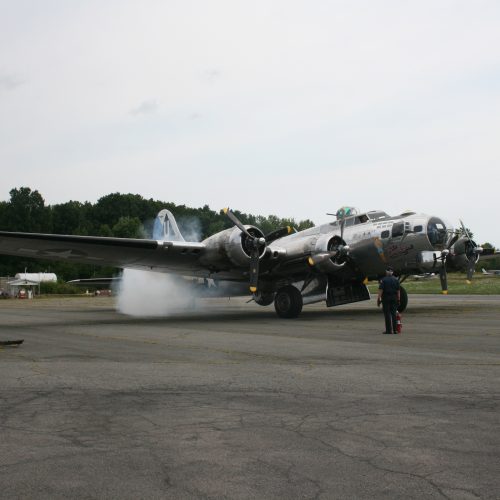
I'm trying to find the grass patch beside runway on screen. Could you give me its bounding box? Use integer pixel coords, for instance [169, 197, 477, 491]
[368, 272, 500, 294]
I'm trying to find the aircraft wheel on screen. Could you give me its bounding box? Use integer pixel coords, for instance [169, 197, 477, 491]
[274, 286, 303, 318]
[398, 285, 408, 312]
[254, 291, 275, 306]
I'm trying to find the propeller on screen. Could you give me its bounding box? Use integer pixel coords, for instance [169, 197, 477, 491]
[437, 249, 450, 294]
[459, 219, 472, 241]
[330, 218, 350, 263]
[223, 208, 267, 293]
[433, 220, 484, 292]
[224, 207, 252, 237]
[432, 247, 450, 294]
[439, 267, 448, 294]
[433, 228, 462, 294]
[308, 218, 349, 271]
[459, 219, 483, 283]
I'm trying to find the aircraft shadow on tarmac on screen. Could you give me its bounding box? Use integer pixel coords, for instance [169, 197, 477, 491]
[3, 302, 482, 331]
[112, 303, 480, 324]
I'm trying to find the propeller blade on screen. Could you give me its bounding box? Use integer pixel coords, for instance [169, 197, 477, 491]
[223, 208, 265, 293]
[465, 246, 483, 283]
[223, 208, 252, 238]
[466, 258, 475, 283]
[459, 219, 473, 242]
[447, 232, 459, 250]
[458, 219, 479, 283]
[340, 218, 346, 241]
[439, 267, 448, 294]
[249, 244, 260, 293]
[265, 226, 293, 243]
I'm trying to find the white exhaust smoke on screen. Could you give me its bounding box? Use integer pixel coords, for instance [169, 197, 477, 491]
[116, 211, 203, 317]
[116, 269, 198, 317]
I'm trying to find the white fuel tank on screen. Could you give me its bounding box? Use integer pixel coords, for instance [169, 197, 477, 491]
[15, 272, 57, 283]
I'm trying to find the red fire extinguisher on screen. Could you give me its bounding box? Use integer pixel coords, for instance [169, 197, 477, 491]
[396, 312, 402, 334]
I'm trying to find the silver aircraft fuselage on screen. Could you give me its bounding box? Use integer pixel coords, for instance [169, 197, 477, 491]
[264, 210, 454, 284]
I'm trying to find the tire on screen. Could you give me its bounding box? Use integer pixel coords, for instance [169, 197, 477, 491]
[274, 285, 303, 318]
[398, 285, 408, 312]
[254, 292, 275, 306]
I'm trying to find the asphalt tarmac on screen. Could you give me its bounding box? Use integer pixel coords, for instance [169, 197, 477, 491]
[1, 295, 499, 499]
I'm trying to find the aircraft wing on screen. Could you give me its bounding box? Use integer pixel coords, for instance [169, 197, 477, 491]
[0, 231, 207, 275]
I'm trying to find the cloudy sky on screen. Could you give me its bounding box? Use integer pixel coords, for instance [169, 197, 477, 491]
[1, 0, 499, 245]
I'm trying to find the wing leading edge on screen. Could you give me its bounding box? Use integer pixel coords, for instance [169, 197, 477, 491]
[0, 231, 207, 275]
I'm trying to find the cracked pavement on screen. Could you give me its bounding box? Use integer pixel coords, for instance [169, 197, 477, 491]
[1, 295, 499, 499]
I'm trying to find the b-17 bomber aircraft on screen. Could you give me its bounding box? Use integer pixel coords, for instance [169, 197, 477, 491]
[0, 206, 497, 318]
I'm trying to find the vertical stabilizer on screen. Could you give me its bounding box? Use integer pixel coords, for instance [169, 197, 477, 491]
[153, 209, 185, 242]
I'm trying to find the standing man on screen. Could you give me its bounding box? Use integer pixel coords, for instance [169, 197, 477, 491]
[377, 267, 401, 334]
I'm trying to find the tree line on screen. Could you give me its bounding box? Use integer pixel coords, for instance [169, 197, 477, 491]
[0, 187, 315, 280]
[2, 187, 498, 280]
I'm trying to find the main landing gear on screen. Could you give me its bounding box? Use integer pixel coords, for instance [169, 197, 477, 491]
[274, 285, 303, 318]
[265, 283, 407, 318]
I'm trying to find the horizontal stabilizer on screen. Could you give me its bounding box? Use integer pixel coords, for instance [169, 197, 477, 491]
[67, 277, 122, 286]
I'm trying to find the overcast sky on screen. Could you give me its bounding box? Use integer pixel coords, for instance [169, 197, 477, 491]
[1, 0, 499, 245]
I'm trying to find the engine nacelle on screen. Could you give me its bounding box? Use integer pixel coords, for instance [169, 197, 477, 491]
[199, 226, 266, 270]
[305, 232, 346, 274]
[308, 252, 345, 273]
[448, 236, 480, 271]
[314, 233, 344, 253]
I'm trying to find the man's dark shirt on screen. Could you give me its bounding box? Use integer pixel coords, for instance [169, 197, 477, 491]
[378, 276, 400, 300]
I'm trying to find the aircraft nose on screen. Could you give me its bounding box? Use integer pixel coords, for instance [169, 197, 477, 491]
[426, 217, 448, 247]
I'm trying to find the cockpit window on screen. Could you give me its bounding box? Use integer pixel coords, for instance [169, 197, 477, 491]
[367, 211, 389, 221]
[427, 217, 447, 246]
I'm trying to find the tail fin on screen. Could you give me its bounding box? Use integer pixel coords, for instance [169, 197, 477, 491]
[153, 209, 185, 242]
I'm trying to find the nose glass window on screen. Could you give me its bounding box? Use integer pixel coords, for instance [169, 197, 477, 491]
[427, 218, 447, 246]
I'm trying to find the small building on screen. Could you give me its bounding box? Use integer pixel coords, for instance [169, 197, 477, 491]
[7, 277, 40, 298]
[6, 273, 57, 298]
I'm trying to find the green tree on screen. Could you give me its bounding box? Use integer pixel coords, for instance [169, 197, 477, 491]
[112, 216, 142, 238]
[4, 187, 50, 232]
[0, 200, 8, 228]
[97, 224, 113, 237]
[51, 200, 93, 235]
[92, 193, 166, 228]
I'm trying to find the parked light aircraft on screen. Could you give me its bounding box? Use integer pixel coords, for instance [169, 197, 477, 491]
[0, 206, 497, 318]
[410, 273, 437, 280]
[482, 268, 500, 276]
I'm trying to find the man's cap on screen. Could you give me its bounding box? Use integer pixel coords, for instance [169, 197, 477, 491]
[386, 266, 394, 272]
